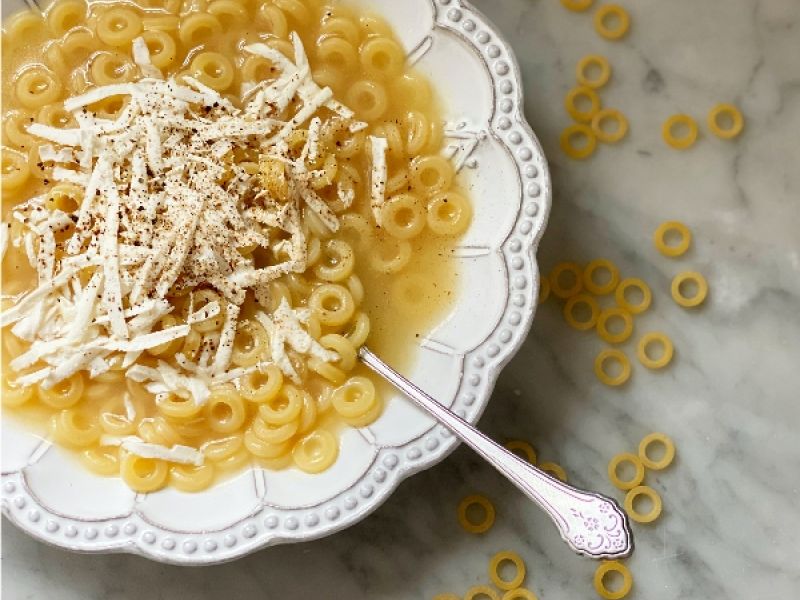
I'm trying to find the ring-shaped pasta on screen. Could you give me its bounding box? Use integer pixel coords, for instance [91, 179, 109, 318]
[292, 429, 338, 473]
[168, 463, 215, 492]
[404, 110, 430, 155]
[1, 148, 30, 192]
[607, 452, 645, 491]
[205, 386, 246, 434]
[344, 311, 371, 348]
[549, 262, 583, 299]
[501, 589, 539, 600]
[464, 587, 500, 600]
[369, 239, 412, 274]
[583, 259, 619, 295]
[591, 108, 628, 143]
[14, 67, 62, 110]
[141, 30, 177, 70]
[346, 274, 364, 306]
[50, 408, 101, 447]
[331, 376, 377, 419]
[638, 432, 676, 470]
[320, 16, 359, 46]
[231, 319, 268, 368]
[46, 0, 86, 37]
[538, 276, 551, 303]
[79, 446, 119, 477]
[576, 54, 610, 88]
[320, 334, 357, 371]
[489, 550, 527, 590]
[157, 392, 202, 419]
[504, 440, 537, 464]
[564, 86, 601, 123]
[380, 194, 425, 239]
[654, 221, 692, 257]
[37, 104, 77, 130]
[671, 271, 708, 308]
[191, 289, 225, 333]
[252, 415, 299, 444]
[3, 10, 47, 41]
[244, 428, 292, 459]
[309, 283, 356, 327]
[146, 314, 184, 357]
[207, 0, 249, 29]
[190, 51, 235, 91]
[202, 434, 243, 462]
[340, 393, 382, 428]
[636, 332, 674, 369]
[594, 4, 630, 40]
[96, 7, 143, 46]
[4, 109, 36, 149]
[594, 561, 633, 600]
[274, 0, 311, 25]
[99, 397, 136, 436]
[214, 447, 252, 471]
[708, 103, 744, 139]
[426, 191, 472, 236]
[58, 27, 99, 66]
[560, 124, 596, 160]
[1, 373, 35, 407]
[242, 55, 274, 84]
[538, 461, 568, 482]
[615, 278, 652, 314]
[90, 52, 136, 86]
[594, 349, 631, 387]
[624, 485, 663, 523]
[316, 36, 358, 71]
[137, 416, 182, 447]
[457, 494, 495, 534]
[119, 451, 169, 493]
[560, 0, 593, 11]
[313, 239, 355, 282]
[308, 357, 347, 385]
[359, 36, 405, 79]
[258, 385, 303, 425]
[596, 308, 634, 344]
[255, 4, 289, 38]
[410, 154, 454, 197]
[662, 114, 698, 150]
[37, 372, 84, 408]
[563, 293, 600, 331]
[179, 12, 223, 47]
[346, 79, 388, 121]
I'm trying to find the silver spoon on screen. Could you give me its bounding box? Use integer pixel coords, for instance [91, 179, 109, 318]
[359, 346, 634, 560]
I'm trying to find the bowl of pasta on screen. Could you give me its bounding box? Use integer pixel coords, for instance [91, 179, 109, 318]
[1, 0, 550, 563]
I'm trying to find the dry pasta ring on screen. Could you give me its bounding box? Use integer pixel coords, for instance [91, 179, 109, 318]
[504, 440, 536, 464]
[662, 114, 698, 150]
[560, 124, 597, 160]
[538, 276, 551, 303]
[638, 432, 676, 470]
[594, 349, 631, 387]
[464, 586, 500, 600]
[560, 0, 593, 11]
[563, 293, 600, 331]
[501, 589, 539, 600]
[564, 86, 601, 123]
[624, 485, 662, 523]
[583, 259, 620, 295]
[489, 550, 526, 590]
[596, 308, 633, 344]
[457, 494, 495, 534]
[594, 4, 630, 40]
[671, 271, 708, 308]
[538, 461, 567, 482]
[591, 108, 628, 143]
[576, 54, 610, 89]
[550, 262, 583, 299]
[654, 221, 692, 257]
[615, 278, 652, 314]
[607, 453, 645, 490]
[707, 103, 744, 139]
[594, 561, 633, 600]
[637, 332, 674, 369]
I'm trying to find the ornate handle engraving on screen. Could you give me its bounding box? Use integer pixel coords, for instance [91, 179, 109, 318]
[360, 347, 634, 560]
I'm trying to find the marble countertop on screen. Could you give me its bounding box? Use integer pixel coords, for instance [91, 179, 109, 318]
[3, 0, 799, 598]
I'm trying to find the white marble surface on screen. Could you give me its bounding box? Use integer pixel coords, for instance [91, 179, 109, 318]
[3, 0, 800, 597]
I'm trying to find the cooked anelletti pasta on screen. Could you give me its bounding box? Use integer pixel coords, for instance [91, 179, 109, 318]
[1, 0, 470, 491]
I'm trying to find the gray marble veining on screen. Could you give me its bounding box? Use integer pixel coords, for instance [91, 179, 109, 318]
[3, 0, 800, 598]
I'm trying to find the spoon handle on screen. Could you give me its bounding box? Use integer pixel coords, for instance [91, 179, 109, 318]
[359, 347, 633, 560]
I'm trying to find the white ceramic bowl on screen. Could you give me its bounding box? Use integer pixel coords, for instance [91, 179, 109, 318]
[1, 0, 551, 564]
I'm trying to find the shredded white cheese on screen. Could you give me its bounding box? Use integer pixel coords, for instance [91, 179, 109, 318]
[369, 136, 389, 226]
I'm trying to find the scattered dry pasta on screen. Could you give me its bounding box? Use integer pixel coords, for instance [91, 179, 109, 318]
[654, 221, 692, 257]
[457, 494, 496, 534]
[576, 55, 611, 89]
[489, 551, 527, 591]
[594, 349, 631, 386]
[560, 124, 597, 160]
[538, 461, 568, 482]
[607, 452, 645, 490]
[638, 432, 675, 470]
[594, 4, 630, 40]
[662, 114, 698, 150]
[596, 308, 634, 344]
[624, 485, 663, 523]
[591, 108, 628, 143]
[707, 103, 744, 139]
[550, 262, 584, 299]
[615, 278, 652, 314]
[505, 440, 537, 464]
[636, 332, 674, 369]
[563, 294, 601, 331]
[671, 272, 708, 307]
[594, 561, 633, 599]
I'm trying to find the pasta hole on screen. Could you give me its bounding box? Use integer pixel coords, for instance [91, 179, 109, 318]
[583, 62, 603, 82]
[203, 61, 223, 78]
[571, 300, 595, 324]
[643, 341, 665, 361]
[605, 314, 626, 335]
[496, 558, 518, 584]
[632, 492, 654, 515]
[602, 356, 624, 378]
[615, 460, 638, 483]
[601, 570, 625, 594]
[556, 269, 578, 291]
[371, 50, 390, 71]
[663, 228, 685, 248]
[436, 200, 457, 222]
[678, 278, 698, 298]
[71, 412, 92, 431]
[211, 402, 233, 424]
[465, 502, 489, 526]
[644, 440, 666, 463]
[2, 157, 19, 175]
[357, 91, 375, 111]
[622, 285, 644, 306]
[109, 16, 129, 33]
[234, 329, 256, 354]
[146, 39, 164, 56]
[189, 26, 213, 45]
[321, 294, 342, 312]
[569, 129, 592, 149]
[302, 436, 323, 458]
[670, 120, 691, 139]
[573, 92, 595, 114]
[248, 371, 270, 390]
[132, 458, 158, 478]
[601, 11, 621, 30]
[715, 111, 735, 130]
[597, 115, 621, 135]
[420, 166, 439, 187]
[394, 207, 415, 227]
